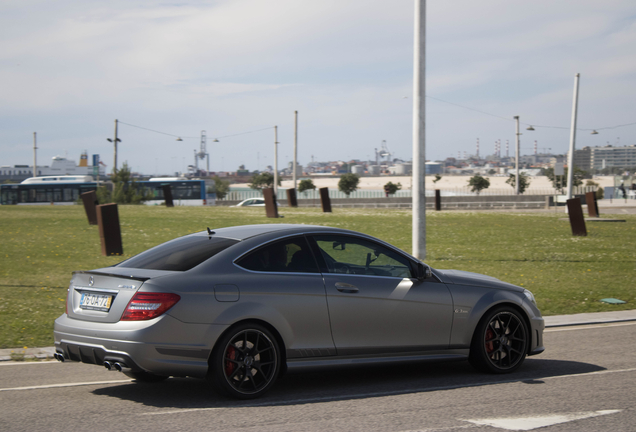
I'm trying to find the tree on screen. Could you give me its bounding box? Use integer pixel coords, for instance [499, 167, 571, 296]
[467, 175, 490, 195]
[432, 174, 442, 183]
[297, 179, 316, 194]
[338, 173, 359, 196]
[383, 181, 402, 197]
[97, 163, 152, 204]
[506, 173, 531, 194]
[543, 167, 586, 193]
[249, 172, 280, 190]
[209, 176, 230, 200]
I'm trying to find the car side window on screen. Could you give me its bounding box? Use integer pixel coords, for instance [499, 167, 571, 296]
[311, 235, 414, 278]
[236, 236, 320, 273]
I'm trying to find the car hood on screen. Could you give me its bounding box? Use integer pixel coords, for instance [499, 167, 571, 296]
[434, 269, 524, 293]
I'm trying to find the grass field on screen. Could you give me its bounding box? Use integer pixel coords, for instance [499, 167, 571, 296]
[1, 205, 634, 349]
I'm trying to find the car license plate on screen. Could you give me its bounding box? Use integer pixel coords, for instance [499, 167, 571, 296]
[80, 292, 113, 311]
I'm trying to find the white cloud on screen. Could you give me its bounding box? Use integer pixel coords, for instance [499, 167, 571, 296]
[1, 0, 635, 172]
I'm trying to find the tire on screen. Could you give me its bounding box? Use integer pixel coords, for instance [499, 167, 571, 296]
[469, 306, 529, 374]
[208, 323, 281, 399]
[123, 370, 169, 382]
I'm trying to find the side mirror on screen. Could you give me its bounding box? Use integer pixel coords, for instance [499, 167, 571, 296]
[416, 262, 432, 281]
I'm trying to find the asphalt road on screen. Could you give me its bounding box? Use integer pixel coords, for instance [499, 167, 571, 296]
[2, 322, 635, 432]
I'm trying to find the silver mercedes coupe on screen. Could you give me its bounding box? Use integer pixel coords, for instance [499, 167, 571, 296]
[54, 224, 545, 399]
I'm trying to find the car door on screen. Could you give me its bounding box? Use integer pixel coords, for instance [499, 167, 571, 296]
[309, 234, 453, 356]
[234, 235, 336, 359]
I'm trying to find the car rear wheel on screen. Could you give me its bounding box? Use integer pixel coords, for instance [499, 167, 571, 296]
[209, 323, 281, 399]
[469, 306, 529, 374]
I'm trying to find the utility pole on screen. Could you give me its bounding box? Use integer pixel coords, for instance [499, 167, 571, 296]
[274, 126, 279, 198]
[107, 119, 121, 173]
[514, 116, 520, 195]
[293, 111, 298, 190]
[566, 73, 580, 200]
[32, 132, 37, 178]
[412, 0, 426, 260]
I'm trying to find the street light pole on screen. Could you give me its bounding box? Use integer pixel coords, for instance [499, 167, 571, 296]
[274, 126, 279, 197]
[107, 119, 121, 174]
[412, 0, 426, 260]
[293, 111, 298, 190]
[32, 132, 37, 178]
[566, 73, 580, 200]
[514, 116, 521, 195]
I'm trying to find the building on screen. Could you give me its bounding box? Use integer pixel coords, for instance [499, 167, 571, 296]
[572, 145, 636, 171]
[0, 153, 106, 182]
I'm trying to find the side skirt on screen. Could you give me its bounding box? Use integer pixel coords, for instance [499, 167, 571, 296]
[286, 350, 469, 372]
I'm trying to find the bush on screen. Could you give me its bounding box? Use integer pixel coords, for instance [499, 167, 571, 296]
[338, 174, 360, 196]
[505, 173, 531, 194]
[467, 175, 490, 195]
[97, 163, 152, 204]
[298, 179, 316, 194]
[383, 181, 402, 196]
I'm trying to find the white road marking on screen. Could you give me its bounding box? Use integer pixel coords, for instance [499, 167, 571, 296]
[140, 368, 636, 416]
[464, 409, 621, 431]
[0, 361, 58, 366]
[546, 321, 636, 332]
[0, 379, 132, 392]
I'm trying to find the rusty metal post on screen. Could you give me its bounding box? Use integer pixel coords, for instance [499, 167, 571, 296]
[585, 191, 599, 218]
[286, 188, 298, 207]
[319, 187, 332, 213]
[435, 189, 441, 211]
[566, 198, 587, 236]
[96, 203, 123, 255]
[263, 187, 279, 218]
[80, 190, 99, 225]
[162, 184, 174, 207]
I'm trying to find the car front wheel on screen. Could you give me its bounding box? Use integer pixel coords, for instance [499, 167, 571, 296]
[209, 323, 281, 399]
[469, 306, 529, 374]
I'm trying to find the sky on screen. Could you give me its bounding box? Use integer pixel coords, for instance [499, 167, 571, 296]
[1, 0, 635, 175]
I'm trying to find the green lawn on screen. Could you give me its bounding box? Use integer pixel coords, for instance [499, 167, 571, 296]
[1, 205, 634, 348]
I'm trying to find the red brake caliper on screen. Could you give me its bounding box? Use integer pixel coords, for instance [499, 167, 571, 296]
[485, 328, 495, 353]
[225, 346, 237, 376]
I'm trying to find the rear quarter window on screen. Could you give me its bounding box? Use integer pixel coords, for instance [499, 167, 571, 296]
[117, 235, 239, 271]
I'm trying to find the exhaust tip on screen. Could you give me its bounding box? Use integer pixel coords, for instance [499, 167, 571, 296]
[54, 353, 65, 362]
[114, 362, 123, 372]
[104, 361, 113, 371]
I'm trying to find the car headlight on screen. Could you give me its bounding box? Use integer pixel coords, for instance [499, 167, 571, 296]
[523, 289, 537, 306]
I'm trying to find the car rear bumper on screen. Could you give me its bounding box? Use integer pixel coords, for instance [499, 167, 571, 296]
[53, 313, 229, 378]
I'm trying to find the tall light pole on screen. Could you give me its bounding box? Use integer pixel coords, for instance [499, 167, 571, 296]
[566, 73, 580, 200]
[107, 119, 121, 173]
[274, 126, 279, 197]
[412, 0, 426, 260]
[514, 116, 520, 195]
[32, 132, 37, 178]
[293, 111, 298, 190]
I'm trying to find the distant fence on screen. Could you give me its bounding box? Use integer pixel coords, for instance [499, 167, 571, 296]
[220, 186, 598, 202]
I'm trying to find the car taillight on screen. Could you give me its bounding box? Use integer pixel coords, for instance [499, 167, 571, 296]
[121, 292, 181, 321]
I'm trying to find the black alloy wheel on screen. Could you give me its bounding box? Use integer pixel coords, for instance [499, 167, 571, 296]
[210, 323, 280, 399]
[469, 306, 529, 374]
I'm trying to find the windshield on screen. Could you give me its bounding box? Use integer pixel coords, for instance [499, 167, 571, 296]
[117, 235, 239, 271]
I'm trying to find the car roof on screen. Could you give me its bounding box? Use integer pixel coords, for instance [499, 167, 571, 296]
[205, 224, 353, 241]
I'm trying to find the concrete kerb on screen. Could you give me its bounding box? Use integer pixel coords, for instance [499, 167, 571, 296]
[2, 310, 635, 362]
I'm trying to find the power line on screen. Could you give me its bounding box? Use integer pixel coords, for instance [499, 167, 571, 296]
[117, 121, 197, 139]
[118, 121, 273, 141]
[426, 95, 635, 133]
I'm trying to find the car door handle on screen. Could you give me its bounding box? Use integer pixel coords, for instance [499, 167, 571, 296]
[335, 282, 359, 293]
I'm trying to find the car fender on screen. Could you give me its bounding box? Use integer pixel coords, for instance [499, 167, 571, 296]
[211, 301, 295, 349]
[449, 286, 523, 349]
